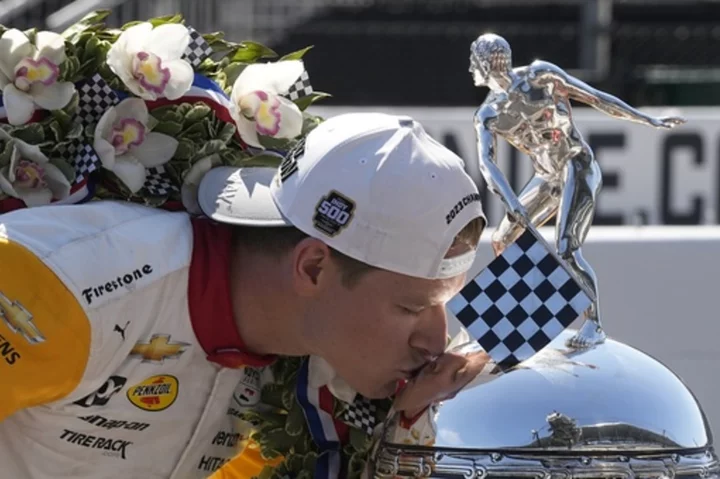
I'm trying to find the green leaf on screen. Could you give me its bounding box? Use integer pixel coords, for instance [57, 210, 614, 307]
[62, 91, 80, 117]
[48, 121, 65, 143]
[280, 46, 314, 61]
[151, 106, 184, 124]
[121, 20, 144, 30]
[196, 139, 226, 158]
[83, 35, 101, 64]
[281, 387, 295, 411]
[61, 10, 111, 41]
[239, 153, 283, 169]
[13, 123, 45, 144]
[256, 466, 275, 479]
[232, 41, 278, 62]
[50, 158, 76, 183]
[153, 121, 183, 137]
[184, 104, 212, 123]
[285, 454, 304, 472]
[348, 427, 371, 452]
[223, 62, 248, 87]
[180, 122, 208, 141]
[173, 139, 196, 160]
[23, 28, 37, 45]
[294, 92, 332, 112]
[347, 452, 368, 479]
[284, 402, 306, 437]
[302, 452, 318, 474]
[176, 103, 193, 117]
[148, 13, 184, 27]
[261, 383, 286, 410]
[65, 123, 83, 140]
[219, 147, 245, 165]
[0, 141, 14, 168]
[259, 427, 298, 453]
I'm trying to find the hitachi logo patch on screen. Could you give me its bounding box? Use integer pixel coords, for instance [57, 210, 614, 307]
[82, 265, 153, 305]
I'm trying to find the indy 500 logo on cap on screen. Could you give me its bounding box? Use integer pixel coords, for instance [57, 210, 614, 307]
[314, 190, 355, 237]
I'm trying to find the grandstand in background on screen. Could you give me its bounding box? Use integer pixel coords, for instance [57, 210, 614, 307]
[3, 0, 720, 107]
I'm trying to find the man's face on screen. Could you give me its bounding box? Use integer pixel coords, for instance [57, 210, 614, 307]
[306, 262, 468, 399]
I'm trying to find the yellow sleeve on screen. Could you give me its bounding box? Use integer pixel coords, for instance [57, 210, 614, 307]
[0, 237, 91, 421]
[209, 441, 283, 479]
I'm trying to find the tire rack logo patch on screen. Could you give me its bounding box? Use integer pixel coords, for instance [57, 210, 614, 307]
[129, 334, 189, 363]
[0, 291, 44, 344]
[73, 376, 128, 408]
[313, 190, 355, 237]
[127, 375, 178, 412]
[59, 429, 132, 459]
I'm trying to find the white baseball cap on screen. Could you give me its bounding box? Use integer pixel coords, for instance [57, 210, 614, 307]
[197, 112, 487, 279]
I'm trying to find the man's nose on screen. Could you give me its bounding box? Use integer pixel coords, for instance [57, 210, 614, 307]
[409, 304, 449, 360]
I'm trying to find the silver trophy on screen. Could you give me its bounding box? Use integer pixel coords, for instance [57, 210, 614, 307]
[363, 34, 717, 479]
[470, 33, 685, 348]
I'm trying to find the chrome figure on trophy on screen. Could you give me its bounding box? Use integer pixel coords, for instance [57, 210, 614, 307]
[470, 33, 685, 348]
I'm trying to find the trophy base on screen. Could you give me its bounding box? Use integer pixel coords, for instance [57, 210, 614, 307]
[566, 318, 607, 349]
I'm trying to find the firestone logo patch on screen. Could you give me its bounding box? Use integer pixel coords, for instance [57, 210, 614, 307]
[126, 375, 178, 412]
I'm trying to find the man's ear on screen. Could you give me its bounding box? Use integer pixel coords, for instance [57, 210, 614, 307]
[291, 238, 334, 296]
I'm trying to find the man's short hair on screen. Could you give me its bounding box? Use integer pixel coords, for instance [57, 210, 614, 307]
[232, 216, 486, 288]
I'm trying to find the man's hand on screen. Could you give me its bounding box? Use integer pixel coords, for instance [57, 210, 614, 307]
[393, 350, 490, 419]
[650, 115, 686, 129]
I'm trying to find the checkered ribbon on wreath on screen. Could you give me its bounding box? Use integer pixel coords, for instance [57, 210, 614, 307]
[340, 395, 377, 436]
[55, 141, 102, 185]
[143, 166, 178, 196]
[75, 73, 119, 126]
[447, 228, 592, 369]
[284, 70, 313, 101]
[182, 26, 213, 68]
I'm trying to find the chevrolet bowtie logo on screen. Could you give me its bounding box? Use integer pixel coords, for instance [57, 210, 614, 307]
[0, 291, 45, 344]
[130, 334, 190, 363]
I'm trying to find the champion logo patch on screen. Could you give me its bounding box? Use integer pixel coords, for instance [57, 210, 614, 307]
[313, 190, 355, 237]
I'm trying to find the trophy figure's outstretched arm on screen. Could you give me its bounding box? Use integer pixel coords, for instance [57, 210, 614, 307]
[474, 105, 527, 222]
[530, 60, 685, 129]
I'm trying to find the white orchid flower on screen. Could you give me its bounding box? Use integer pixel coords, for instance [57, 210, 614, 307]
[94, 98, 178, 194]
[0, 129, 71, 206]
[181, 154, 219, 215]
[230, 60, 305, 148]
[0, 29, 76, 125]
[107, 22, 194, 101]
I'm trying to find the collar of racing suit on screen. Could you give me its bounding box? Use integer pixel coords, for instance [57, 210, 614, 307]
[188, 216, 278, 369]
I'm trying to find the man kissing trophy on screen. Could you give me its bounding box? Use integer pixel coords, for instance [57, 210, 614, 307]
[364, 34, 718, 479]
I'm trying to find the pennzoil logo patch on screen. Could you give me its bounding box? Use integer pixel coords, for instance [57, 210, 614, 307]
[127, 375, 178, 412]
[313, 190, 355, 237]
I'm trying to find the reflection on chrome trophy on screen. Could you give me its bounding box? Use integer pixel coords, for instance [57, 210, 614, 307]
[470, 33, 685, 348]
[363, 34, 718, 479]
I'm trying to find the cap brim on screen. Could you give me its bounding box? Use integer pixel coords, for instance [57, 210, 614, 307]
[197, 166, 291, 227]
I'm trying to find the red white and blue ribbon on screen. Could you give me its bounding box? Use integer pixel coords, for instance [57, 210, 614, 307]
[296, 358, 341, 479]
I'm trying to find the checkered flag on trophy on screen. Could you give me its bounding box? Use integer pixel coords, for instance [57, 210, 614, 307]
[340, 396, 377, 436]
[182, 26, 214, 68]
[447, 228, 592, 369]
[284, 70, 314, 101]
